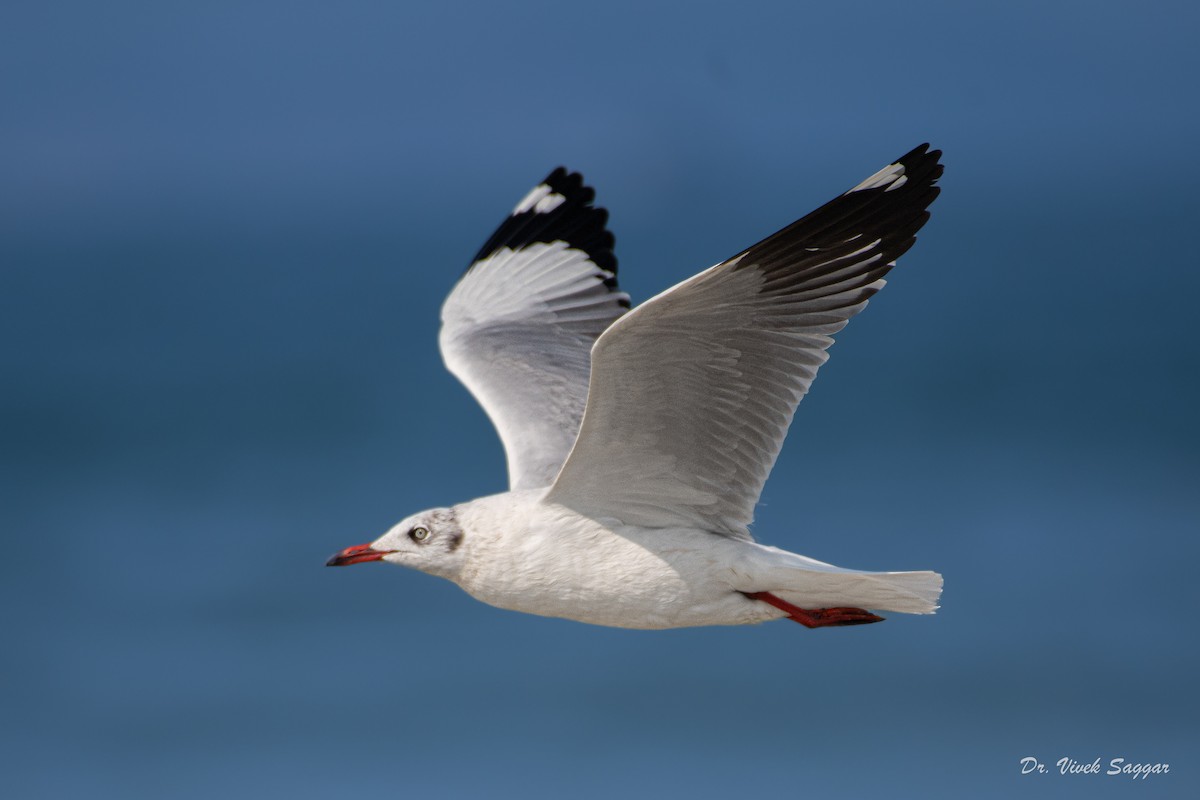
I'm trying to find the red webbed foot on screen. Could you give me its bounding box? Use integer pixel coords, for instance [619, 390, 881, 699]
[742, 591, 885, 628]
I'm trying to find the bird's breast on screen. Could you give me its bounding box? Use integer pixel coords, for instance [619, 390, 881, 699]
[454, 511, 772, 629]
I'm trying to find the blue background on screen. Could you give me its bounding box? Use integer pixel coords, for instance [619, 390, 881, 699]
[3, 1, 1197, 797]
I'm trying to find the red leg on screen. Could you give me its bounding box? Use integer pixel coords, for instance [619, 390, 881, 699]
[742, 591, 885, 628]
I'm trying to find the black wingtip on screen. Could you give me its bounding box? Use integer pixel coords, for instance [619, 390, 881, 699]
[541, 167, 595, 207]
[895, 143, 944, 185]
[726, 142, 944, 300]
[467, 167, 621, 283]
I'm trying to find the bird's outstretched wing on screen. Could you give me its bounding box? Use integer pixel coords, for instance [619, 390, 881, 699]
[439, 168, 629, 491]
[544, 145, 943, 539]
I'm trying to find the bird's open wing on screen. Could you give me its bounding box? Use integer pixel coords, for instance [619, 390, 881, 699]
[544, 145, 943, 538]
[439, 168, 629, 491]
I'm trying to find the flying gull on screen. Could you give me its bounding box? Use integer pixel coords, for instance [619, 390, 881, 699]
[328, 145, 944, 629]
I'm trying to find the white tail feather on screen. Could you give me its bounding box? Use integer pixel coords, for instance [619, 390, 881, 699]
[753, 547, 943, 614]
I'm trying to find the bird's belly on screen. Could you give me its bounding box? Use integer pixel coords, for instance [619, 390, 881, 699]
[458, 528, 780, 629]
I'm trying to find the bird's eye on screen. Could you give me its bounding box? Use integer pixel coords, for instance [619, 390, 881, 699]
[409, 526, 430, 543]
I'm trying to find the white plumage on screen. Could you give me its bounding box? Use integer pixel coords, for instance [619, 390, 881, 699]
[329, 147, 945, 630]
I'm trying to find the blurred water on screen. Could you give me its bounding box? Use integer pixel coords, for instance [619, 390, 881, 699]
[3, 2, 1199, 798]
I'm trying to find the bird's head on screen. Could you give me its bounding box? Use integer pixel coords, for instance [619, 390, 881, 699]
[326, 506, 466, 580]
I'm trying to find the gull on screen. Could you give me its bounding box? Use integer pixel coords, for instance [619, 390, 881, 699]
[328, 145, 944, 630]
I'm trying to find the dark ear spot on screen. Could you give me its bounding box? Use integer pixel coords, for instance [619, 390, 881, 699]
[447, 532, 463, 552]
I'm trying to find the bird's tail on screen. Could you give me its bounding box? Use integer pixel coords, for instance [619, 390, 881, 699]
[754, 547, 943, 615]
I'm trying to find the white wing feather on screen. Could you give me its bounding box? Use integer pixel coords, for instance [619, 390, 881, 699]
[545, 145, 943, 538]
[439, 169, 628, 490]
